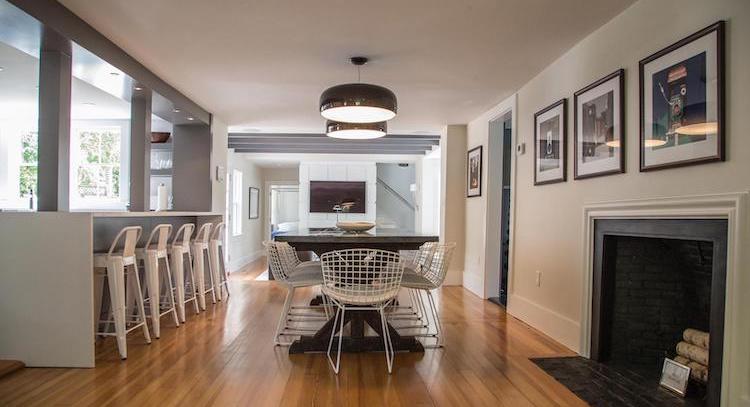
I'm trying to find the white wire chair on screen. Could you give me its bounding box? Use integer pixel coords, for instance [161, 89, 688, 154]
[265, 241, 328, 346]
[393, 242, 455, 348]
[320, 249, 404, 374]
[390, 242, 438, 325]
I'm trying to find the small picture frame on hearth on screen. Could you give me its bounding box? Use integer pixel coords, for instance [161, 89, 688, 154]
[660, 358, 691, 396]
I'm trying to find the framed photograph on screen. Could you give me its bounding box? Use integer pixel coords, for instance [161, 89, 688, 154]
[534, 99, 567, 185]
[574, 69, 625, 179]
[248, 187, 259, 219]
[467, 146, 482, 197]
[660, 358, 691, 396]
[639, 21, 725, 171]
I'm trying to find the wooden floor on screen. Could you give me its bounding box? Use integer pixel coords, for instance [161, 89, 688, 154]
[0, 259, 586, 406]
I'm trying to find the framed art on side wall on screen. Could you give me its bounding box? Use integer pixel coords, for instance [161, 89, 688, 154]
[574, 69, 625, 179]
[467, 146, 482, 197]
[639, 21, 725, 171]
[534, 99, 567, 185]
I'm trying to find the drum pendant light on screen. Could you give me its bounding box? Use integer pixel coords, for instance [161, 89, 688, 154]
[326, 120, 387, 140]
[319, 57, 397, 123]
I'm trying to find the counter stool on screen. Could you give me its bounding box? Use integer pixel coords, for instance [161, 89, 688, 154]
[209, 222, 230, 300]
[191, 223, 216, 310]
[136, 224, 180, 338]
[93, 226, 151, 359]
[170, 223, 200, 322]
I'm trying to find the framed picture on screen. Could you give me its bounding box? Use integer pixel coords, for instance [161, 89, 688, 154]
[660, 358, 691, 396]
[574, 69, 625, 179]
[639, 21, 725, 171]
[248, 187, 259, 219]
[466, 146, 482, 197]
[534, 99, 567, 185]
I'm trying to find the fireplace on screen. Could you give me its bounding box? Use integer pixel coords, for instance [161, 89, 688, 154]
[591, 219, 727, 406]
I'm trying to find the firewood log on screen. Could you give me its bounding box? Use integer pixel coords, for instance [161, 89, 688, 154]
[673, 356, 709, 383]
[676, 341, 709, 366]
[683, 328, 710, 349]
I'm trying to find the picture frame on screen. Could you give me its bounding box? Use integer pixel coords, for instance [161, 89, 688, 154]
[534, 99, 567, 185]
[639, 21, 725, 172]
[574, 69, 625, 179]
[660, 358, 691, 396]
[248, 187, 259, 219]
[466, 146, 482, 197]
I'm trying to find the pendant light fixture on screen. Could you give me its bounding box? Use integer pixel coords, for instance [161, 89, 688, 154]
[320, 56, 397, 124]
[326, 120, 387, 140]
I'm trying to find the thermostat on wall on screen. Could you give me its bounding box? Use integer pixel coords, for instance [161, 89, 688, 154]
[516, 142, 526, 155]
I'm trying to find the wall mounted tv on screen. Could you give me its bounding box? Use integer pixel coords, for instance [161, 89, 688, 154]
[309, 181, 366, 213]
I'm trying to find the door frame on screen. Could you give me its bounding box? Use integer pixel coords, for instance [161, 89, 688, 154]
[264, 180, 299, 240]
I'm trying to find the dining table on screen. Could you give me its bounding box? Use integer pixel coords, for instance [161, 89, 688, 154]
[273, 227, 439, 354]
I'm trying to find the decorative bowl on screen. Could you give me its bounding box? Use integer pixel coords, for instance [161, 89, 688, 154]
[336, 221, 376, 233]
[151, 132, 171, 143]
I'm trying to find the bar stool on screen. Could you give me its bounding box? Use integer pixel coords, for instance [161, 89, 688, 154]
[93, 226, 151, 359]
[169, 223, 200, 322]
[191, 223, 215, 310]
[136, 224, 180, 338]
[209, 222, 230, 300]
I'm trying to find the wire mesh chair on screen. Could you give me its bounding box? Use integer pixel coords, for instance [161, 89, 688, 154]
[390, 242, 438, 324]
[393, 242, 455, 348]
[321, 249, 404, 374]
[265, 241, 328, 346]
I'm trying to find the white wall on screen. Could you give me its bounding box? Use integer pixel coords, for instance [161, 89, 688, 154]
[440, 126, 466, 286]
[298, 161, 376, 229]
[459, 1, 750, 403]
[227, 151, 264, 271]
[418, 153, 441, 235]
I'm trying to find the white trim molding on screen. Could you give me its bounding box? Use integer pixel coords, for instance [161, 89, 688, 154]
[579, 192, 749, 406]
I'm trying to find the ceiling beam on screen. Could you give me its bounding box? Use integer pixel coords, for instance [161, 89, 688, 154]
[231, 146, 428, 155]
[229, 133, 440, 141]
[228, 138, 438, 147]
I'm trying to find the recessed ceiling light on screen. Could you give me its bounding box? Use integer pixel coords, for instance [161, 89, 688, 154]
[187, 117, 194, 121]
[109, 72, 120, 76]
[134, 86, 143, 91]
[173, 108, 181, 113]
[82, 102, 96, 106]
[0, 67, 4, 72]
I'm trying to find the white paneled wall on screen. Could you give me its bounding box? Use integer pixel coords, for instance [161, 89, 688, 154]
[299, 162, 376, 229]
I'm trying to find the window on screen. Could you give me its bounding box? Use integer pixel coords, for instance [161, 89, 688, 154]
[73, 126, 121, 200]
[232, 169, 243, 236]
[19, 131, 38, 198]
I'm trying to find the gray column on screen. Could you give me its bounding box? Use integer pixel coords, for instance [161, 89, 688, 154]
[37, 29, 72, 211]
[129, 90, 152, 211]
[172, 123, 212, 211]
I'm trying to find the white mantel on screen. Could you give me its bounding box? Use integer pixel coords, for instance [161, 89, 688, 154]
[580, 192, 749, 406]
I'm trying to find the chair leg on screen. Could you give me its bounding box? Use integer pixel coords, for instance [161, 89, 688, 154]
[162, 256, 180, 328]
[327, 305, 342, 373]
[274, 287, 295, 345]
[144, 254, 161, 338]
[171, 249, 186, 322]
[185, 252, 200, 315]
[219, 246, 230, 298]
[131, 262, 152, 345]
[106, 258, 127, 359]
[192, 246, 207, 310]
[426, 290, 443, 347]
[205, 247, 217, 305]
[209, 243, 222, 301]
[327, 305, 345, 374]
[379, 307, 395, 374]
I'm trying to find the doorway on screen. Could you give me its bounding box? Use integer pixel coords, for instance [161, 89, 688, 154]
[265, 183, 299, 240]
[489, 112, 513, 306]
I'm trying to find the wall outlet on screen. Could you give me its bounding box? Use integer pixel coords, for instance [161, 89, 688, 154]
[535, 270, 541, 287]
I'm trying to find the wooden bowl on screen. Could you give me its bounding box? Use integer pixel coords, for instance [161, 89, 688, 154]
[150, 132, 171, 143]
[336, 221, 375, 233]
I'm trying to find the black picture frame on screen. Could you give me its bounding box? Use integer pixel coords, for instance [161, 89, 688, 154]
[574, 69, 625, 180]
[248, 187, 259, 219]
[466, 146, 482, 197]
[534, 98, 567, 185]
[639, 21, 725, 172]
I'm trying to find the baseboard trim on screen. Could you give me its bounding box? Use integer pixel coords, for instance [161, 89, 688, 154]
[462, 271, 484, 297]
[229, 249, 264, 273]
[507, 294, 580, 353]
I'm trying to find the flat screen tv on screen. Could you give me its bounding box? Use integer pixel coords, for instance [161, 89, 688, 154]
[309, 181, 366, 213]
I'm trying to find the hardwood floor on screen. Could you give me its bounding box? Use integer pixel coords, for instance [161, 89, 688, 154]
[0, 259, 586, 406]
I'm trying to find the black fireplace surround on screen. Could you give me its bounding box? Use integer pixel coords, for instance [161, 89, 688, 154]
[591, 219, 727, 406]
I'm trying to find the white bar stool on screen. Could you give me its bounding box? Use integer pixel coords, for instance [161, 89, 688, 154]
[93, 226, 151, 359]
[169, 223, 200, 322]
[191, 223, 215, 310]
[136, 224, 180, 338]
[209, 222, 230, 300]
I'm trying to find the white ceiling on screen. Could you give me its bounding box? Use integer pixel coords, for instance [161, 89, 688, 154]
[58, 0, 634, 134]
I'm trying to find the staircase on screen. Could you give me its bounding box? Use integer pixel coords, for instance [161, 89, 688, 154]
[376, 177, 415, 230]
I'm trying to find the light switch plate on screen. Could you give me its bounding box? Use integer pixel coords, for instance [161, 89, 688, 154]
[516, 142, 526, 155]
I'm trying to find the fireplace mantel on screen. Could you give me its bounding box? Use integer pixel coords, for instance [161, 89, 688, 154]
[580, 192, 749, 406]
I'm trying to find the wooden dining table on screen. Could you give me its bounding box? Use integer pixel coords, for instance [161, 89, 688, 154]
[273, 228, 439, 354]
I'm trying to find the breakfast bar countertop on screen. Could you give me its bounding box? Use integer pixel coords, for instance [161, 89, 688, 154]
[89, 211, 223, 218]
